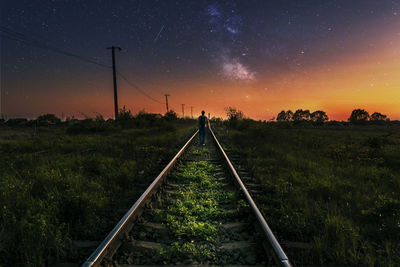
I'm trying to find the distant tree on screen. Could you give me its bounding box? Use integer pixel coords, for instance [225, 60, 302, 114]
[116, 106, 135, 127]
[311, 110, 329, 123]
[293, 109, 311, 121]
[276, 110, 293, 122]
[164, 110, 178, 120]
[348, 109, 369, 123]
[225, 107, 244, 121]
[136, 110, 161, 122]
[118, 106, 133, 120]
[286, 110, 293, 121]
[370, 112, 388, 121]
[276, 110, 287, 121]
[36, 114, 61, 125]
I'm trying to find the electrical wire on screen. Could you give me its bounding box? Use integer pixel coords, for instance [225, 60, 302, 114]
[117, 71, 164, 104]
[0, 25, 165, 105]
[0, 26, 111, 68]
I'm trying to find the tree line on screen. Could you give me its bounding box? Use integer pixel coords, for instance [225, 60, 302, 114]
[0, 107, 392, 126]
[277, 109, 328, 123]
[276, 109, 390, 123]
[0, 107, 184, 127]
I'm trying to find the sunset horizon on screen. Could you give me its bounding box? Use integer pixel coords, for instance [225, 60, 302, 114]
[2, 1, 400, 121]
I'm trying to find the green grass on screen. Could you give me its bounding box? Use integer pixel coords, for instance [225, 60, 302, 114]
[153, 157, 242, 263]
[191, 148, 210, 156]
[0, 119, 195, 266]
[214, 121, 400, 266]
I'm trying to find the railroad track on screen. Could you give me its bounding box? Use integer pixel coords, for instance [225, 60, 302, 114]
[82, 125, 291, 267]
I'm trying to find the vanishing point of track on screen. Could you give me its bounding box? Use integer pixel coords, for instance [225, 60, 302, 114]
[82, 124, 291, 267]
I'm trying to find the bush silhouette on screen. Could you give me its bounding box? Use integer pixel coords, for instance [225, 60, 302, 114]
[370, 112, 388, 121]
[225, 106, 244, 121]
[164, 110, 178, 120]
[277, 110, 293, 121]
[311, 110, 329, 123]
[293, 109, 311, 121]
[348, 109, 369, 124]
[36, 114, 61, 125]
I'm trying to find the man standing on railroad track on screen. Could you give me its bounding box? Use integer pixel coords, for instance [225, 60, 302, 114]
[198, 110, 208, 145]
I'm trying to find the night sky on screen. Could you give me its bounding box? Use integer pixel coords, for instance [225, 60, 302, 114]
[1, 0, 400, 120]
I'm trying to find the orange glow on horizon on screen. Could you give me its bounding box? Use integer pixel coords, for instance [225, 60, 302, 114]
[4, 25, 400, 121]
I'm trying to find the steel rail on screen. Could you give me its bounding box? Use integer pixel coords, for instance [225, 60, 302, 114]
[209, 125, 292, 267]
[82, 130, 199, 267]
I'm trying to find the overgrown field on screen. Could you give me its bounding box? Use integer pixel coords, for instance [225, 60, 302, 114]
[215, 121, 400, 266]
[0, 117, 195, 266]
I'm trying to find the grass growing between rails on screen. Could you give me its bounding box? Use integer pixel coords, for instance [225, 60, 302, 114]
[215, 120, 400, 266]
[159, 161, 230, 262]
[151, 156, 247, 264]
[0, 117, 195, 266]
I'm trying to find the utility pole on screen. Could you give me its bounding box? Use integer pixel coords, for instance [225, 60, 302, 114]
[164, 94, 170, 112]
[107, 46, 121, 120]
[191, 106, 193, 118]
[181, 104, 185, 118]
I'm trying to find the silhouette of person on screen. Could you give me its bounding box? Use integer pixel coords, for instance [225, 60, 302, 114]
[198, 110, 208, 145]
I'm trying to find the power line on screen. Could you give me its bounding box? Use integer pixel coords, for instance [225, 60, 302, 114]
[117, 72, 164, 104]
[0, 33, 111, 68]
[1, 25, 164, 105]
[0, 26, 111, 68]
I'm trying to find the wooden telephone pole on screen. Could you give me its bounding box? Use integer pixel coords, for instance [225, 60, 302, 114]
[181, 104, 185, 118]
[164, 94, 170, 112]
[107, 46, 121, 120]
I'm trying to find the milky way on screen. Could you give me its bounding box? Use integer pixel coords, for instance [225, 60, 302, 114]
[203, 3, 255, 81]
